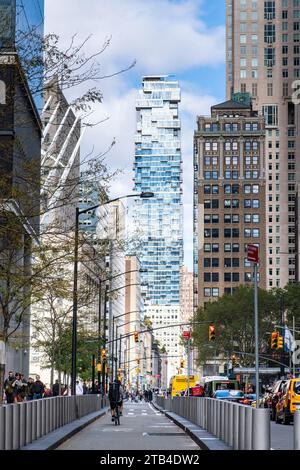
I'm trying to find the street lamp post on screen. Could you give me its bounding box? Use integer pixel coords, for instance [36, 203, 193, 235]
[71, 192, 154, 395]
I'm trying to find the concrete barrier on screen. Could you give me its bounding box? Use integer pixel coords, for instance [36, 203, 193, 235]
[0, 394, 106, 450]
[154, 396, 270, 450]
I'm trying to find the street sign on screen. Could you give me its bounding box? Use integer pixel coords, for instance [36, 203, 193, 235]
[183, 331, 191, 340]
[247, 244, 259, 263]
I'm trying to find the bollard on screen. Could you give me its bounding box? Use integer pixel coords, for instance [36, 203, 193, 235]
[5, 405, 13, 450]
[245, 407, 253, 450]
[36, 400, 42, 439]
[41, 399, 46, 437]
[252, 408, 270, 450]
[13, 403, 21, 450]
[26, 401, 32, 445]
[224, 401, 229, 444]
[232, 403, 239, 450]
[32, 400, 37, 442]
[19, 402, 27, 448]
[227, 402, 234, 447]
[294, 410, 300, 450]
[0, 406, 5, 450]
[220, 401, 226, 441]
[238, 405, 246, 450]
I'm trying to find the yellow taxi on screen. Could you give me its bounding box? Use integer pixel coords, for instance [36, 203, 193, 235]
[275, 378, 300, 425]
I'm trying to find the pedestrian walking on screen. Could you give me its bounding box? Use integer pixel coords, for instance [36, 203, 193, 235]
[12, 373, 25, 403]
[32, 375, 45, 399]
[76, 381, 83, 395]
[52, 380, 59, 397]
[26, 377, 34, 401]
[4, 371, 15, 404]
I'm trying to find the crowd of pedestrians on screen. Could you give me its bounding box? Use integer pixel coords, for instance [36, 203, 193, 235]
[2, 371, 79, 404]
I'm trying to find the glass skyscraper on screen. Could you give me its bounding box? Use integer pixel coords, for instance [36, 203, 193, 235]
[133, 75, 183, 306]
[0, 0, 44, 108]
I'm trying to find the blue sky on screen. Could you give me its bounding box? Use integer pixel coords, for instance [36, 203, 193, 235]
[46, 0, 226, 270]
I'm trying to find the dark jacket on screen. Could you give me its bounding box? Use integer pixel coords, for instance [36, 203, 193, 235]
[32, 380, 45, 395]
[27, 382, 34, 398]
[52, 383, 59, 396]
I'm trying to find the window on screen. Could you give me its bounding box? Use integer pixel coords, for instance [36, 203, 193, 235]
[265, 24, 276, 43]
[212, 199, 219, 209]
[204, 244, 211, 252]
[204, 288, 211, 297]
[204, 273, 211, 282]
[212, 244, 219, 253]
[212, 288, 219, 297]
[263, 105, 278, 126]
[204, 258, 211, 268]
[245, 273, 252, 282]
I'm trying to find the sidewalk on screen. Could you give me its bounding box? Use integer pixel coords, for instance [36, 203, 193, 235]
[152, 402, 231, 450]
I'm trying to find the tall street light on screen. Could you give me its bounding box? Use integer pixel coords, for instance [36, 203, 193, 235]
[71, 192, 154, 395]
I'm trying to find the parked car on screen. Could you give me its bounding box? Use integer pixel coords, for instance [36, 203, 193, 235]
[269, 380, 287, 421]
[276, 378, 300, 425]
[213, 389, 244, 402]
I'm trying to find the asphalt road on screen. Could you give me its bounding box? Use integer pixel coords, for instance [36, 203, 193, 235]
[57, 401, 200, 451]
[270, 420, 294, 450]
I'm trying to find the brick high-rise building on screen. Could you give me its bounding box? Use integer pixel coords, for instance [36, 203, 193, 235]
[180, 266, 194, 322]
[226, 0, 300, 287]
[194, 97, 266, 306]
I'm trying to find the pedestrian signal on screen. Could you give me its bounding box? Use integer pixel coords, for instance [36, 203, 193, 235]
[209, 324, 216, 342]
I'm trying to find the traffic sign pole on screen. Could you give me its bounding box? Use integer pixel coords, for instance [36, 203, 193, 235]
[247, 245, 260, 409]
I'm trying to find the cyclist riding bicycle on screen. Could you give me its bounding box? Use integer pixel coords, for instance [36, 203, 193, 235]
[109, 380, 124, 421]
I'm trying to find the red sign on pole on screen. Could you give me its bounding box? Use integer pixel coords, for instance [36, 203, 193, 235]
[247, 244, 259, 263]
[183, 331, 191, 340]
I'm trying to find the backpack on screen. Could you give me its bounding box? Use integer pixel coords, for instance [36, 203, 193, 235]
[5, 380, 14, 395]
[109, 383, 120, 402]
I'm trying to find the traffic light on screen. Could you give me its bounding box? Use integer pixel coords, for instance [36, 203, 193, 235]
[208, 324, 216, 342]
[101, 348, 107, 361]
[180, 360, 185, 368]
[97, 363, 102, 372]
[136, 359, 140, 365]
[277, 336, 284, 349]
[134, 330, 139, 343]
[271, 332, 279, 349]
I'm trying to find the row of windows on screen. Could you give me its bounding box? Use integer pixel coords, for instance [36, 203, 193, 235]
[204, 170, 260, 180]
[203, 156, 259, 166]
[204, 141, 260, 151]
[204, 258, 248, 268]
[203, 243, 260, 253]
[204, 199, 261, 209]
[204, 228, 260, 238]
[204, 214, 260, 224]
[204, 123, 260, 132]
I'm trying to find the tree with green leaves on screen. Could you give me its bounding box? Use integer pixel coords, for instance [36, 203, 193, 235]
[192, 286, 280, 368]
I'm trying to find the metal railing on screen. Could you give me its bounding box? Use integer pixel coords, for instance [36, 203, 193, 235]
[0, 395, 108, 450]
[155, 396, 270, 450]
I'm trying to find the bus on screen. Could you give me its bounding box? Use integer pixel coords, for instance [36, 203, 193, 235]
[198, 376, 240, 397]
[169, 375, 199, 397]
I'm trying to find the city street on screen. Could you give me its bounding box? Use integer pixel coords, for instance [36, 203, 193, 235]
[271, 421, 294, 450]
[57, 402, 200, 451]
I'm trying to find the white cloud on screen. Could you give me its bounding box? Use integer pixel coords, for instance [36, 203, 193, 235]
[45, 0, 225, 270]
[45, 0, 225, 74]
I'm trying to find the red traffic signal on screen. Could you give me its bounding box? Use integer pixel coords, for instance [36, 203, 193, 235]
[134, 330, 139, 343]
[209, 324, 216, 342]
